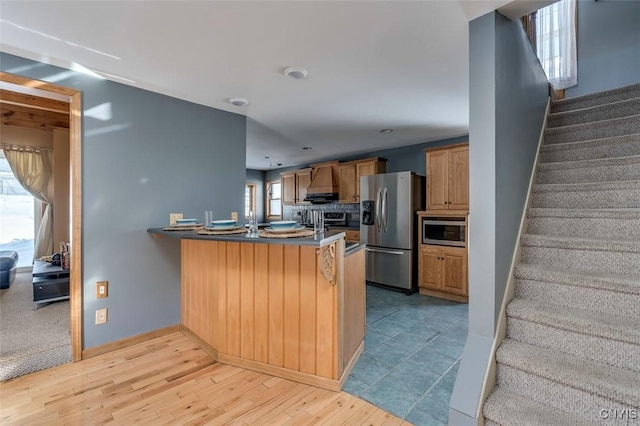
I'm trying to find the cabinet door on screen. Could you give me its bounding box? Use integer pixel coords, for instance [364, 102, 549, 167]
[418, 246, 441, 290]
[441, 248, 468, 295]
[427, 150, 449, 210]
[448, 146, 469, 210]
[339, 163, 357, 204]
[356, 160, 378, 202]
[345, 230, 361, 242]
[281, 173, 296, 206]
[296, 170, 312, 205]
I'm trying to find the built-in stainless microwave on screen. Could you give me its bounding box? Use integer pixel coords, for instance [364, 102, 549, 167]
[422, 218, 466, 247]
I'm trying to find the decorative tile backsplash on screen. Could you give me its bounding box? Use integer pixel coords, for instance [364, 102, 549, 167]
[289, 203, 360, 224]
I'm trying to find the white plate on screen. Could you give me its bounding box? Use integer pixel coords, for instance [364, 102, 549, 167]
[205, 225, 243, 231]
[265, 225, 306, 234]
[171, 222, 201, 227]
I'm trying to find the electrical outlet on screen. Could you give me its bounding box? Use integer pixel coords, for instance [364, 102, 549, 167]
[231, 211, 238, 221]
[169, 213, 183, 225]
[96, 281, 108, 299]
[95, 308, 108, 325]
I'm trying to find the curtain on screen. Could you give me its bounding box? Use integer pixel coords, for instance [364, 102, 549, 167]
[536, 0, 577, 90]
[3, 148, 54, 260]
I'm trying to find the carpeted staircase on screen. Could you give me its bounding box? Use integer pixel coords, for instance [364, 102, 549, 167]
[483, 83, 640, 426]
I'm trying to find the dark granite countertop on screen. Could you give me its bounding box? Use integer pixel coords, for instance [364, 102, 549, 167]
[147, 227, 345, 247]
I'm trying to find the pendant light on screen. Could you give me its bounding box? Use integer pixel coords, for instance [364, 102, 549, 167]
[267, 162, 273, 199]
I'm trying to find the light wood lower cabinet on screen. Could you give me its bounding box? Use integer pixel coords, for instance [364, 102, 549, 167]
[418, 245, 468, 302]
[345, 230, 360, 242]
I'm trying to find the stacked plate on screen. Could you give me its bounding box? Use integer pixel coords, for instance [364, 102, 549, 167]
[205, 219, 242, 231]
[172, 218, 200, 226]
[265, 220, 305, 234]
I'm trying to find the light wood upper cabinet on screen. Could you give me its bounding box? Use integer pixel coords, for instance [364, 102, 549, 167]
[338, 163, 358, 203]
[338, 158, 386, 204]
[448, 146, 469, 210]
[418, 245, 467, 296]
[281, 172, 296, 206]
[426, 144, 469, 212]
[281, 168, 312, 205]
[295, 168, 312, 205]
[426, 150, 449, 210]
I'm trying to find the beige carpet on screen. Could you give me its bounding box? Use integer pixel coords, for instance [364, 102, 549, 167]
[0, 271, 70, 382]
[484, 83, 640, 425]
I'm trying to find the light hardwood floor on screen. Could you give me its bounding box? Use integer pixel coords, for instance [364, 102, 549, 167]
[0, 332, 410, 425]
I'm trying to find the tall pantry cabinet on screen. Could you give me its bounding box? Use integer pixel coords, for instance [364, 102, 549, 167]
[418, 143, 469, 302]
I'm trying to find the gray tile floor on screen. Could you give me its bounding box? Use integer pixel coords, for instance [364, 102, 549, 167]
[344, 285, 468, 425]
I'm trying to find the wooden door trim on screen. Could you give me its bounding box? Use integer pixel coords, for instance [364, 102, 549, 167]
[0, 72, 83, 361]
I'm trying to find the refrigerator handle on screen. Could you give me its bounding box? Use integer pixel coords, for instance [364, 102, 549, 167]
[376, 187, 383, 231]
[383, 187, 389, 232]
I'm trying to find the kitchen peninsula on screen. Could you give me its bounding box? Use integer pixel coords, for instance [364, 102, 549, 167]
[147, 228, 365, 391]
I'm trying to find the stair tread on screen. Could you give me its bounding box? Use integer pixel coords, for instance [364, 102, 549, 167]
[497, 339, 640, 406]
[540, 132, 640, 153]
[549, 96, 640, 119]
[551, 82, 640, 113]
[545, 113, 640, 135]
[548, 97, 640, 129]
[527, 207, 640, 219]
[515, 263, 640, 295]
[537, 153, 640, 171]
[507, 298, 640, 345]
[484, 386, 590, 426]
[521, 233, 640, 253]
[532, 178, 640, 192]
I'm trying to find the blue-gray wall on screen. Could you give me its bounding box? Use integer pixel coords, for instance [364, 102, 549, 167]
[565, 0, 640, 98]
[246, 169, 265, 222]
[1, 53, 246, 349]
[449, 12, 549, 425]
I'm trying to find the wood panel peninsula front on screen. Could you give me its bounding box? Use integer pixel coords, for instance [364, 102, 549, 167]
[147, 228, 365, 391]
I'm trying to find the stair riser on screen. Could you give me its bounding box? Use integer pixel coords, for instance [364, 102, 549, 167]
[536, 162, 640, 184]
[548, 99, 640, 128]
[544, 117, 640, 145]
[527, 217, 640, 240]
[514, 280, 640, 320]
[551, 86, 640, 113]
[496, 365, 634, 425]
[507, 318, 640, 372]
[531, 189, 640, 209]
[521, 245, 640, 276]
[540, 139, 640, 163]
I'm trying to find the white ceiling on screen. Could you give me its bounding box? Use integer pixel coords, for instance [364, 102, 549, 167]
[0, 0, 515, 170]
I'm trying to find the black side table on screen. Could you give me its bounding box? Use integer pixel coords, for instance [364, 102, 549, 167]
[32, 260, 70, 309]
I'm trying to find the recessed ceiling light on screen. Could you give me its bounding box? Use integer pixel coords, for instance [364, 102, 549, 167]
[284, 67, 309, 80]
[379, 128, 393, 133]
[302, 146, 312, 150]
[264, 156, 270, 159]
[229, 97, 249, 107]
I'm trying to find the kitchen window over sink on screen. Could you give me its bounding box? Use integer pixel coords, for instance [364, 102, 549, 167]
[267, 180, 281, 219]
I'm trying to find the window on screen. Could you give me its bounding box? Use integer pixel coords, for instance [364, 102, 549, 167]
[266, 180, 281, 219]
[0, 152, 35, 267]
[244, 183, 256, 219]
[536, 0, 577, 90]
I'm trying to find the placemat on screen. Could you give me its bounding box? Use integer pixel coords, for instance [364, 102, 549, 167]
[259, 229, 315, 238]
[163, 225, 203, 231]
[197, 228, 248, 235]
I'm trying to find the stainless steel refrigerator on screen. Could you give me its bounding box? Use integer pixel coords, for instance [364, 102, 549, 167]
[360, 171, 424, 293]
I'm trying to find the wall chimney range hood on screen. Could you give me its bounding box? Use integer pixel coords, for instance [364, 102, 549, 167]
[303, 161, 339, 203]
